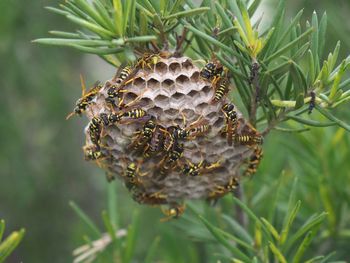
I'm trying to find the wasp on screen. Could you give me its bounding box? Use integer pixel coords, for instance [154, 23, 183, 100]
[244, 147, 263, 177]
[135, 53, 161, 70]
[143, 125, 165, 158]
[132, 190, 168, 205]
[233, 134, 263, 146]
[124, 161, 148, 191]
[207, 177, 239, 200]
[181, 161, 201, 176]
[160, 203, 186, 222]
[159, 142, 184, 175]
[66, 76, 102, 120]
[182, 159, 221, 176]
[122, 108, 147, 120]
[232, 121, 263, 146]
[105, 66, 136, 108]
[88, 116, 104, 147]
[200, 61, 223, 85]
[162, 116, 209, 152]
[83, 145, 104, 161]
[130, 118, 157, 151]
[308, 90, 316, 114]
[222, 103, 238, 146]
[212, 77, 230, 102]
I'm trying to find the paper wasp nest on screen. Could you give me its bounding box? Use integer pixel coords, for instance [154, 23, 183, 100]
[83, 56, 260, 205]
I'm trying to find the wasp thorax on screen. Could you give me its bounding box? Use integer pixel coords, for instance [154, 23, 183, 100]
[80, 55, 263, 211]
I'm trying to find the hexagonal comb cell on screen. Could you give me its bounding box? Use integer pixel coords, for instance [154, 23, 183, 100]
[82, 56, 259, 205]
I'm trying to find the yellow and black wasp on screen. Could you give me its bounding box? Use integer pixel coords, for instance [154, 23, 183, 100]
[130, 118, 157, 151]
[232, 121, 263, 146]
[181, 159, 221, 177]
[244, 147, 263, 177]
[135, 53, 161, 70]
[222, 103, 238, 146]
[83, 145, 104, 161]
[66, 75, 102, 120]
[162, 116, 210, 152]
[132, 190, 168, 205]
[212, 77, 230, 103]
[124, 161, 148, 191]
[143, 125, 165, 158]
[233, 134, 263, 146]
[160, 203, 186, 222]
[88, 115, 104, 148]
[207, 177, 239, 200]
[200, 61, 223, 85]
[159, 142, 184, 176]
[105, 65, 136, 109]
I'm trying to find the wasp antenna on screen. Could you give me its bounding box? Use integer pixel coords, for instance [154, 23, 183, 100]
[80, 74, 86, 96]
[65, 112, 75, 120]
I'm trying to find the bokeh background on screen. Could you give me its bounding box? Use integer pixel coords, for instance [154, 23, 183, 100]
[1, 0, 349, 262]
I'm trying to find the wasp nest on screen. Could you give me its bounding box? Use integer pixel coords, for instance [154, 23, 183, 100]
[73, 54, 263, 211]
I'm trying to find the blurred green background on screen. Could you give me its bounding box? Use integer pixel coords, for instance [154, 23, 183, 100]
[1, 0, 349, 262]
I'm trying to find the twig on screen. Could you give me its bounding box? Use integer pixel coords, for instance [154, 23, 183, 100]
[174, 28, 188, 57]
[249, 60, 260, 125]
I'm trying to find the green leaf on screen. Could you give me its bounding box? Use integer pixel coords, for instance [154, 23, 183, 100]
[222, 215, 254, 244]
[169, 0, 185, 15]
[48, 31, 81, 38]
[69, 201, 101, 238]
[198, 215, 251, 262]
[185, 24, 233, 53]
[280, 200, 301, 245]
[144, 236, 161, 263]
[308, 49, 315, 83]
[274, 126, 310, 133]
[276, 9, 304, 49]
[227, 0, 244, 30]
[315, 105, 350, 132]
[164, 7, 209, 20]
[264, 27, 313, 63]
[123, 210, 140, 263]
[280, 177, 299, 242]
[125, 35, 157, 43]
[0, 221, 4, 242]
[93, 0, 117, 32]
[66, 15, 115, 38]
[33, 38, 112, 46]
[74, 0, 111, 31]
[329, 60, 346, 100]
[287, 115, 336, 128]
[269, 242, 287, 263]
[107, 181, 118, 230]
[102, 210, 118, 249]
[215, 1, 233, 28]
[45, 6, 69, 16]
[141, 0, 157, 14]
[0, 229, 25, 263]
[70, 45, 124, 55]
[305, 256, 325, 263]
[113, 0, 124, 36]
[285, 212, 327, 252]
[318, 12, 327, 57]
[261, 218, 280, 241]
[248, 0, 262, 17]
[330, 41, 341, 72]
[311, 11, 319, 62]
[292, 231, 317, 263]
[265, 60, 292, 76]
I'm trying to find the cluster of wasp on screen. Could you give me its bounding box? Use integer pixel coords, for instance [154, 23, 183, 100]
[67, 53, 263, 220]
